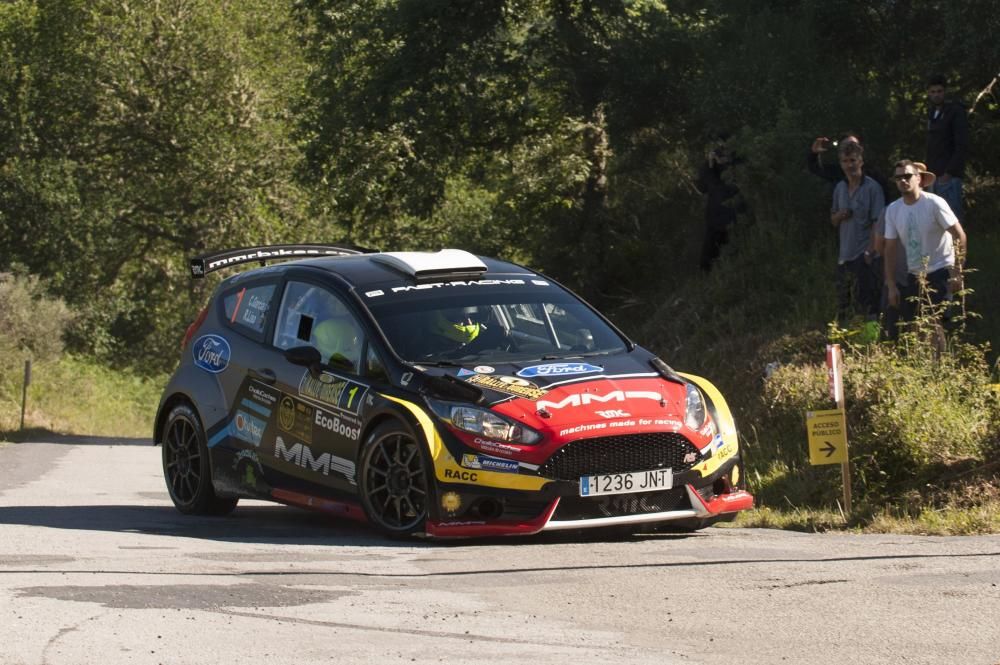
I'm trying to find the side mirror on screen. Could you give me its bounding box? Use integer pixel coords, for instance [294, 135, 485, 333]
[284, 345, 322, 367]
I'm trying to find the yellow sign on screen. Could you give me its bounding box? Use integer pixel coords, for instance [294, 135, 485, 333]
[806, 409, 848, 465]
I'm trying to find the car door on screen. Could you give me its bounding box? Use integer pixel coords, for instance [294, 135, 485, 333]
[260, 278, 371, 498]
[204, 276, 283, 497]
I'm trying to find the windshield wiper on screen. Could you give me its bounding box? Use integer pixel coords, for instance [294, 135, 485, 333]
[574, 350, 616, 358]
[415, 360, 463, 368]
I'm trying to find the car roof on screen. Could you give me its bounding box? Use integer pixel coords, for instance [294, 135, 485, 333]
[303, 253, 536, 287]
[204, 247, 540, 291]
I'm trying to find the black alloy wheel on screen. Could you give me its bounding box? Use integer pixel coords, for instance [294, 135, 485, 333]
[359, 423, 430, 535]
[161, 403, 238, 516]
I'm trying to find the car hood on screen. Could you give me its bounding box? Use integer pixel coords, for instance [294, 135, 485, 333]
[424, 352, 710, 458]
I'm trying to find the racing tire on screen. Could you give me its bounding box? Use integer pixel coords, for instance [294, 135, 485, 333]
[161, 403, 239, 516]
[358, 421, 432, 537]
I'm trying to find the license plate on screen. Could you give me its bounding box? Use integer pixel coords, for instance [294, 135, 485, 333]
[579, 468, 673, 497]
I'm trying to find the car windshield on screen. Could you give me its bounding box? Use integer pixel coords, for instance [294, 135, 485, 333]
[365, 283, 628, 364]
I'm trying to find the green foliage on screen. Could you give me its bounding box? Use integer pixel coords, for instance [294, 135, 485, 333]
[0, 353, 164, 438]
[750, 326, 999, 513]
[1, 0, 318, 371]
[0, 271, 73, 364]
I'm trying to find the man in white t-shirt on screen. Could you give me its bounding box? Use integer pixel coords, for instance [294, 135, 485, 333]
[883, 159, 967, 326]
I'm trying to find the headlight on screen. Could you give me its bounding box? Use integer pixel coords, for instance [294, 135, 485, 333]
[428, 399, 542, 445]
[684, 383, 708, 430]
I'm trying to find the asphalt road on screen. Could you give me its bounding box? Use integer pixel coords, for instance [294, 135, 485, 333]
[1, 440, 999, 665]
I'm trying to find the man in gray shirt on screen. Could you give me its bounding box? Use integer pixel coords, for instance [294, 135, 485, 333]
[830, 142, 884, 324]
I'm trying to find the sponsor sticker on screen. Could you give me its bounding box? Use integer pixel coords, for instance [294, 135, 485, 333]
[444, 468, 478, 482]
[232, 449, 265, 490]
[537, 389, 662, 411]
[278, 395, 313, 444]
[473, 365, 495, 374]
[274, 436, 356, 481]
[516, 362, 602, 379]
[441, 492, 462, 514]
[192, 334, 230, 373]
[233, 410, 266, 447]
[248, 382, 278, 407]
[461, 453, 519, 474]
[472, 437, 521, 457]
[389, 279, 526, 294]
[314, 407, 361, 441]
[465, 374, 547, 400]
[299, 372, 369, 415]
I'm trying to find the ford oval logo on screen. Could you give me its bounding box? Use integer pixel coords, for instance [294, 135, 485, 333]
[516, 362, 602, 378]
[192, 334, 231, 373]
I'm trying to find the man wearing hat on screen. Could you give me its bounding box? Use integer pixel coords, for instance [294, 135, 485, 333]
[883, 159, 967, 327]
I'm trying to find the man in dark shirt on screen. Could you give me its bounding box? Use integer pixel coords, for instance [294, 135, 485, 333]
[925, 75, 968, 221]
[696, 140, 744, 271]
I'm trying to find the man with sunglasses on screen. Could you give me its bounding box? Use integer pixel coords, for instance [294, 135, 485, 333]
[883, 160, 967, 328]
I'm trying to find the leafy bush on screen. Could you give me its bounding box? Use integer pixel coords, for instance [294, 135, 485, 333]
[0, 271, 73, 364]
[755, 324, 1000, 513]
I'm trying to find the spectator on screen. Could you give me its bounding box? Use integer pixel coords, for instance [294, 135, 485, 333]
[696, 137, 744, 271]
[925, 75, 968, 221]
[872, 211, 908, 340]
[807, 132, 892, 200]
[884, 160, 967, 333]
[830, 142, 884, 324]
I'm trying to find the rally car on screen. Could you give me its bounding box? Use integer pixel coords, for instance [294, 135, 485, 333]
[155, 244, 753, 538]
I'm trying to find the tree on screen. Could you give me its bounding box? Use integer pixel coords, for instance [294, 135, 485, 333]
[0, 0, 315, 370]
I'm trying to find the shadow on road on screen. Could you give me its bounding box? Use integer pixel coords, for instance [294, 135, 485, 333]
[0, 503, 400, 547]
[0, 502, 700, 549]
[1, 430, 151, 445]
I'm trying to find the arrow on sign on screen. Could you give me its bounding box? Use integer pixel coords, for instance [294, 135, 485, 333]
[820, 441, 838, 458]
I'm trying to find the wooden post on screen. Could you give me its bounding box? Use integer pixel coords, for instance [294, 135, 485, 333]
[20, 359, 31, 431]
[826, 344, 851, 515]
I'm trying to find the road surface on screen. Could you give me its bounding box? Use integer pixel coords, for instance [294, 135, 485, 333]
[1, 439, 999, 664]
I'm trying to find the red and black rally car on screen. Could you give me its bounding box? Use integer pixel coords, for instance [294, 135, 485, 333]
[155, 244, 752, 538]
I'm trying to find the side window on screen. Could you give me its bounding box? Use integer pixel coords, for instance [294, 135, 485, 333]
[366, 345, 389, 383]
[223, 283, 276, 338]
[273, 281, 365, 373]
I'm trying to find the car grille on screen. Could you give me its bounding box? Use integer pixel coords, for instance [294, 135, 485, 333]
[538, 433, 701, 481]
[554, 487, 691, 521]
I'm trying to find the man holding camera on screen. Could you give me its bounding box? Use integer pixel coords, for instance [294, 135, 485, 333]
[696, 138, 744, 271]
[808, 132, 892, 200]
[830, 142, 884, 324]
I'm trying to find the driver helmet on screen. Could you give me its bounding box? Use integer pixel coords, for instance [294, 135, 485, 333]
[313, 316, 360, 362]
[431, 307, 481, 344]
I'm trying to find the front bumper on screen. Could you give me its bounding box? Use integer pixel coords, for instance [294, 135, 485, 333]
[425, 484, 753, 538]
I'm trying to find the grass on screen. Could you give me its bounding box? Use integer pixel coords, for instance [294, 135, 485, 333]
[729, 501, 1000, 536]
[0, 354, 166, 441]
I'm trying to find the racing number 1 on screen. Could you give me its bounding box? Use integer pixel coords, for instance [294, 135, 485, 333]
[346, 386, 358, 409]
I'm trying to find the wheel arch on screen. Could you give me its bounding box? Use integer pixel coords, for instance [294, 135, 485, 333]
[154, 392, 200, 445]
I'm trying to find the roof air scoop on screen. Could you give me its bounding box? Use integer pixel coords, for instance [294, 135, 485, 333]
[373, 249, 488, 281]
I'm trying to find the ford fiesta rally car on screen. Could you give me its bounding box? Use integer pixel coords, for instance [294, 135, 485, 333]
[155, 244, 753, 538]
